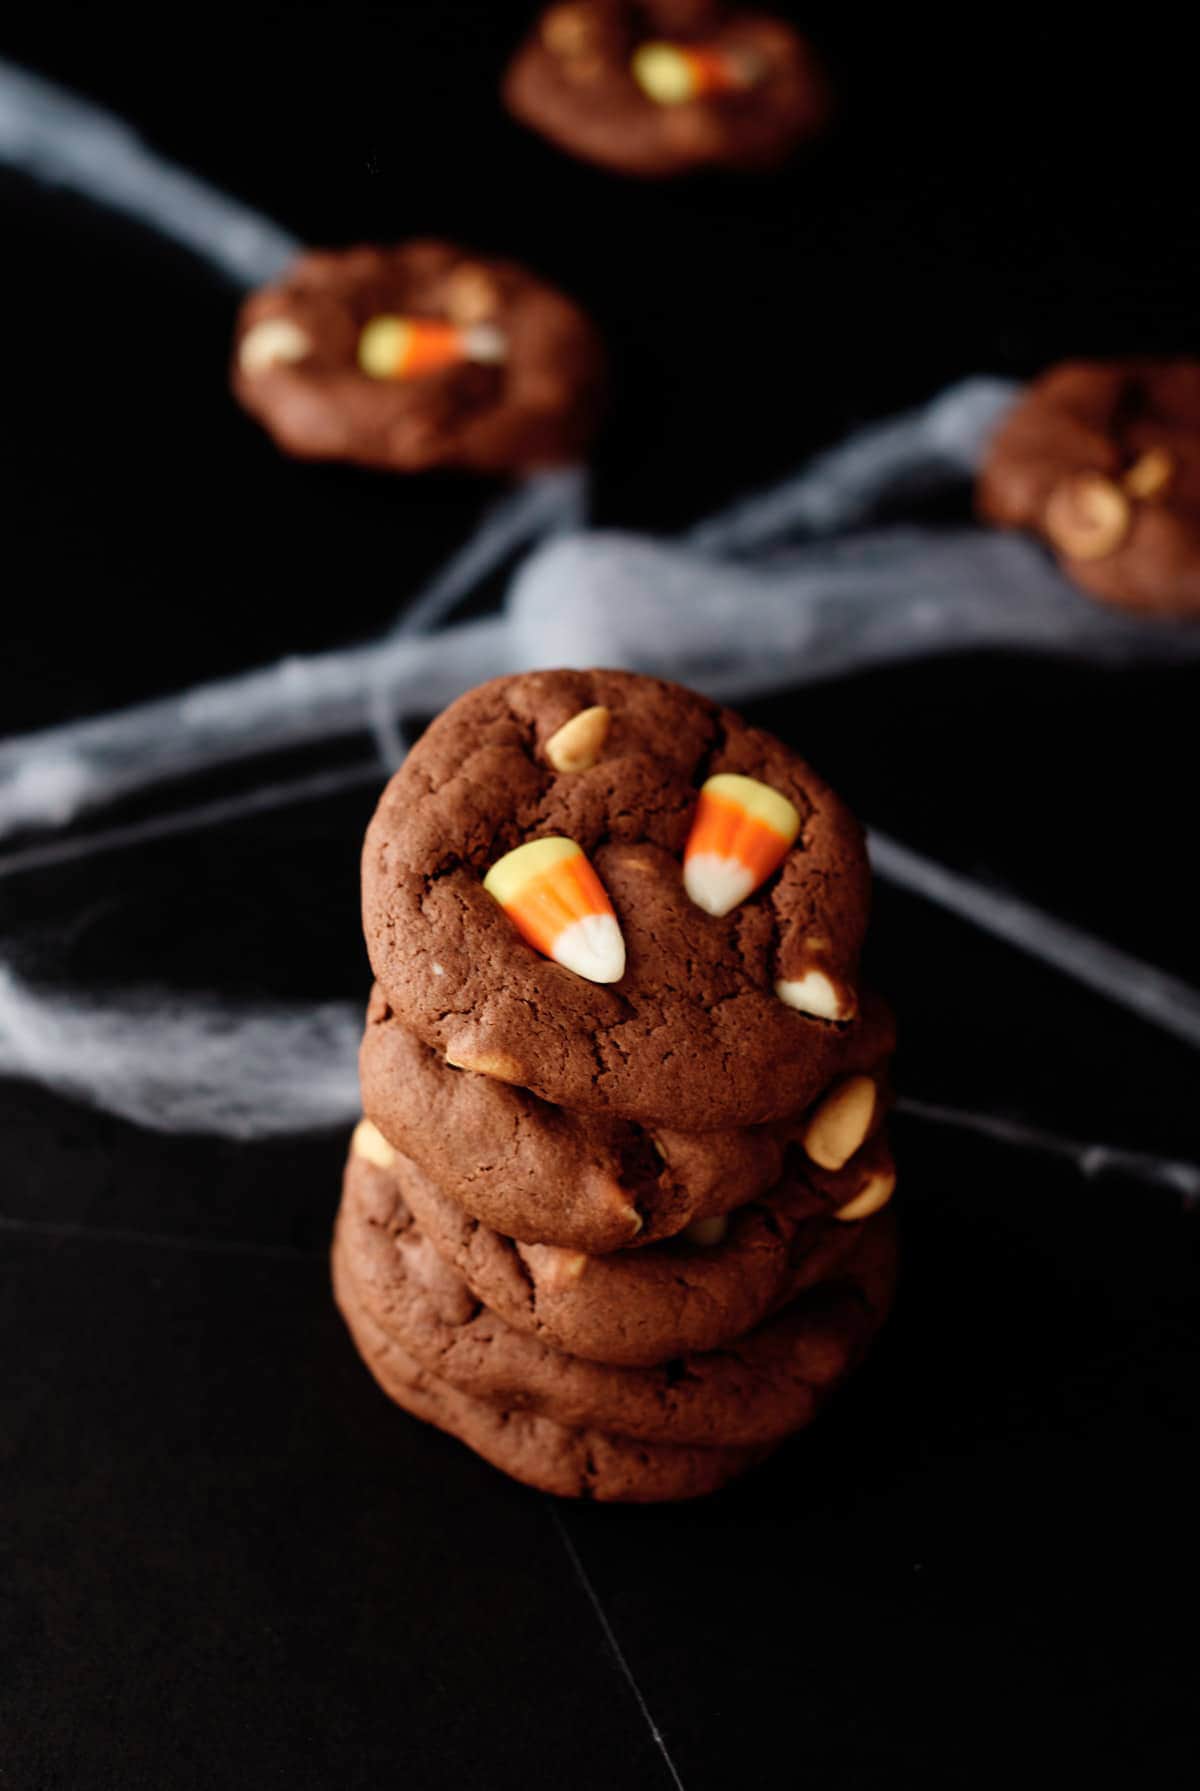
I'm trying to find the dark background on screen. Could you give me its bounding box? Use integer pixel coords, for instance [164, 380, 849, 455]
[2, 7, 1198, 1788]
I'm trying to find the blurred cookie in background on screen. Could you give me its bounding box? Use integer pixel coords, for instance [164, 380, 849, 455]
[504, 0, 829, 177]
[232, 241, 605, 474]
[978, 359, 1200, 618]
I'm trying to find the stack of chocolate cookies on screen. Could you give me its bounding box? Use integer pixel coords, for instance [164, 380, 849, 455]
[333, 670, 898, 1502]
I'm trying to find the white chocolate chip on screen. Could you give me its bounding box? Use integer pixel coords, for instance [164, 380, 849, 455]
[1043, 472, 1131, 561]
[775, 970, 854, 1021]
[432, 962, 445, 977]
[351, 1117, 396, 1170]
[684, 1214, 728, 1247]
[802, 1075, 877, 1172]
[834, 1166, 896, 1223]
[238, 316, 312, 376]
[544, 705, 611, 773]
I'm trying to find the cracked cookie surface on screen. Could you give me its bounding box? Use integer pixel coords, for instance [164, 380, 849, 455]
[362, 669, 872, 1129]
[360, 987, 893, 1251]
[232, 241, 604, 474]
[336, 1150, 897, 1447]
[978, 358, 1200, 616]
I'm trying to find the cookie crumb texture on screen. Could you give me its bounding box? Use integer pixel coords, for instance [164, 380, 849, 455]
[231, 241, 605, 474]
[361, 670, 871, 1130]
[505, 1, 829, 177]
[978, 358, 1200, 616]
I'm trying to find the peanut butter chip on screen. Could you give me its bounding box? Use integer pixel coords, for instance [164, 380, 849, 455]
[521, 1244, 590, 1290]
[444, 263, 501, 327]
[834, 1165, 896, 1223]
[801, 1075, 877, 1171]
[444, 1049, 526, 1083]
[1043, 472, 1132, 561]
[351, 1117, 396, 1170]
[1123, 447, 1174, 501]
[544, 705, 611, 772]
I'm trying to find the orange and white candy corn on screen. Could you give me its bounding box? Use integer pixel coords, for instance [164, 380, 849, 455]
[631, 40, 762, 105]
[358, 315, 507, 381]
[683, 773, 801, 917]
[484, 837, 625, 984]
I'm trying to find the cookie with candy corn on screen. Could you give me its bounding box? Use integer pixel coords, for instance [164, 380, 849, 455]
[359, 986, 894, 1253]
[483, 837, 626, 984]
[683, 772, 802, 916]
[334, 1143, 897, 1450]
[232, 240, 604, 473]
[348, 1130, 891, 1369]
[504, 2, 829, 178]
[362, 669, 872, 1131]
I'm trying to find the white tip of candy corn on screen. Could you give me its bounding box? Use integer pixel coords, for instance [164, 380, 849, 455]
[552, 912, 626, 984]
[683, 852, 756, 917]
[775, 970, 851, 1020]
[464, 322, 508, 365]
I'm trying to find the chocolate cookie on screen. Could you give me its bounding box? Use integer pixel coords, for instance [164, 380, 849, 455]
[978, 358, 1200, 617]
[232, 241, 604, 474]
[335, 1248, 772, 1500]
[361, 670, 872, 1130]
[354, 1140, 891, 1368]
[359, 989, 894, 1252]
[505, 2, 829, 178]
[335, 1151, 896, 1447]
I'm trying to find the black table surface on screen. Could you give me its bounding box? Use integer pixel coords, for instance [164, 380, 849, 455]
[2, 7, 1198, 1787]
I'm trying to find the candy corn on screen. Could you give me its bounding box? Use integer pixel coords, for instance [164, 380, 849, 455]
[631, 40, 762, 106]
[484, 837, 626, 984]
[358, 315, 507, 381]
[683, 773, 801, 917]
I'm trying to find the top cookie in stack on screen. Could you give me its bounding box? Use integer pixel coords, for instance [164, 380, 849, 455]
[334, 669, 897, 1501]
